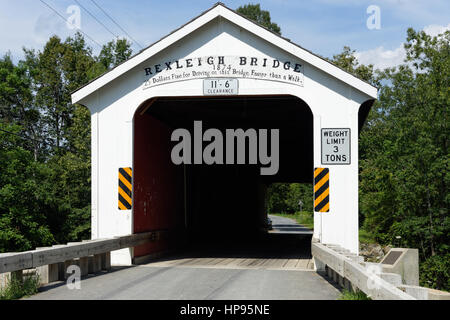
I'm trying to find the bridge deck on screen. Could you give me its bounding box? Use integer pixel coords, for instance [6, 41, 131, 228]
[25, 215, 341, 300]
[26, 265, 340, 300]
[140, 253, 314, 271]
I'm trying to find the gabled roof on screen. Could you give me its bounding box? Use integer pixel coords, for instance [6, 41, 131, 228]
[72, 2, 377, 104]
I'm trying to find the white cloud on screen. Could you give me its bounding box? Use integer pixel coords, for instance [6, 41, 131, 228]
[423, 23, 450, 37]
[355, 23, 450, 70]
[355, 45, 405, 70]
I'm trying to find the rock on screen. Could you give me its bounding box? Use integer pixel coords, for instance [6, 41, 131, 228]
[360, 243, 390, 263]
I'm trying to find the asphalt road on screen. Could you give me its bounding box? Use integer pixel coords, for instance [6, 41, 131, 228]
[269, 215, 314, 235]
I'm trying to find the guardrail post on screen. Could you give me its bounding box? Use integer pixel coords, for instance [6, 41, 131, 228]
[313, 257, 326, 272]
[326, 266, 333, 279]
[79, 257, 89, 277]
[88, 255, 102, 274]
[0, 273, 7, 290]
[338, 274, 345, 287]
[332, 269, 338, 283]
[101, 252, 111, 271]
[37, 263, 60, 285]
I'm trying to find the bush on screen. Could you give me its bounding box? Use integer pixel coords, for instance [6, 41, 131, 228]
[359, 228, 376, 244]
[339, 289, 371, 300]
[0, 273, 40, 300]
[420, 254, 450, 292]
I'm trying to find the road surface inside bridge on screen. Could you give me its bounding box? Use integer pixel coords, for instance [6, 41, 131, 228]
[268, 214, 314, 235]
[27, 216, 340, 300]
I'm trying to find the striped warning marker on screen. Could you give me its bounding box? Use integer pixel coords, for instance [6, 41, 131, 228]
[314, 167, 329, 212]
[118, 167, 132, 210]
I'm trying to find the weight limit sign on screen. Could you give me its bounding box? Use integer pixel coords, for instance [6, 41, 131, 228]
[321, 128, 350, 165]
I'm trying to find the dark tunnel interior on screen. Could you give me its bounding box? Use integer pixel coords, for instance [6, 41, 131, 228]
[133, 95, 314, 257]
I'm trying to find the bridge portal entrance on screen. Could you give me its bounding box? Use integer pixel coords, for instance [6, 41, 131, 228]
[132, 95, 313, 259]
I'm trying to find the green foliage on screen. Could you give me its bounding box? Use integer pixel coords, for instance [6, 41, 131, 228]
[266, 183, 313, 214]
[31, 33, 96, 153]
[0, 123, 55, 252]
[359, 30, 449, 261]
[331, 46, 377, 86]
[97, 38, 133, 72]
[0, 53, 43, 160]
[236, 4, 281, 35]
[0, 34, 132, 252]
[328, 29, 449, 291]
[359, 228, 375, 245]
[0, 54, 33, 124]
[266, 183, 289, 213]
[0, 273, 40, 300]
[419, 254, 450, 291]
[353, 29, 449, 291]
[339, 289, 371, 300]
[329, 29, 449, 291]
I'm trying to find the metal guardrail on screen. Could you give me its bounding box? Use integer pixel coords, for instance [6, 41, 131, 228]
[0, 231, 165, 274]
[311, 241, 416, 300]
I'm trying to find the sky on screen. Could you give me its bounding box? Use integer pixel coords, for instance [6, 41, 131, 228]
[0, 0, 449, 70]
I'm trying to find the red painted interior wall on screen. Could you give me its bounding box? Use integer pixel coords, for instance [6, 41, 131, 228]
[133, 112, 184, 257]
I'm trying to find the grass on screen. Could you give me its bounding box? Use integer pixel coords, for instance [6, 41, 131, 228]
[0, 273, 40, 300]
[339, 289, 371, 300]
[270, 214, 378, 245]
[270, 212, 314, 230]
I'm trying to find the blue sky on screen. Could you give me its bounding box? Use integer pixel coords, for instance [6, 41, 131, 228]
[0, 0, 449, 69]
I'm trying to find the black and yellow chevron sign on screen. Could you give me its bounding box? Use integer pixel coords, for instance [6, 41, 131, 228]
[118, 167, 132, 210]
[314, 167, 329, 212]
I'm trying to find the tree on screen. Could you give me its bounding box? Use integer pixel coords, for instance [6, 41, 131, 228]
[266, 183, 290, 213]
[0, 54, 44, 161]
[358, 29, 449, 290]
[0, 123, 55, 252]
[286, 183, 313, 213]
[329, 33, 449, 290]
[15, 34, 133, 244]
[47, 104, 92, 242]
[266, 183, 313, 214]
[89, 38, 134, 78]
[0, 33, 135, 250]
[236, 4, 281, 35]
[331, 46, 377, 85]
[20, 33, 97, 243]
[31, 33, 96, 154]
[97, 38, 133, 71]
